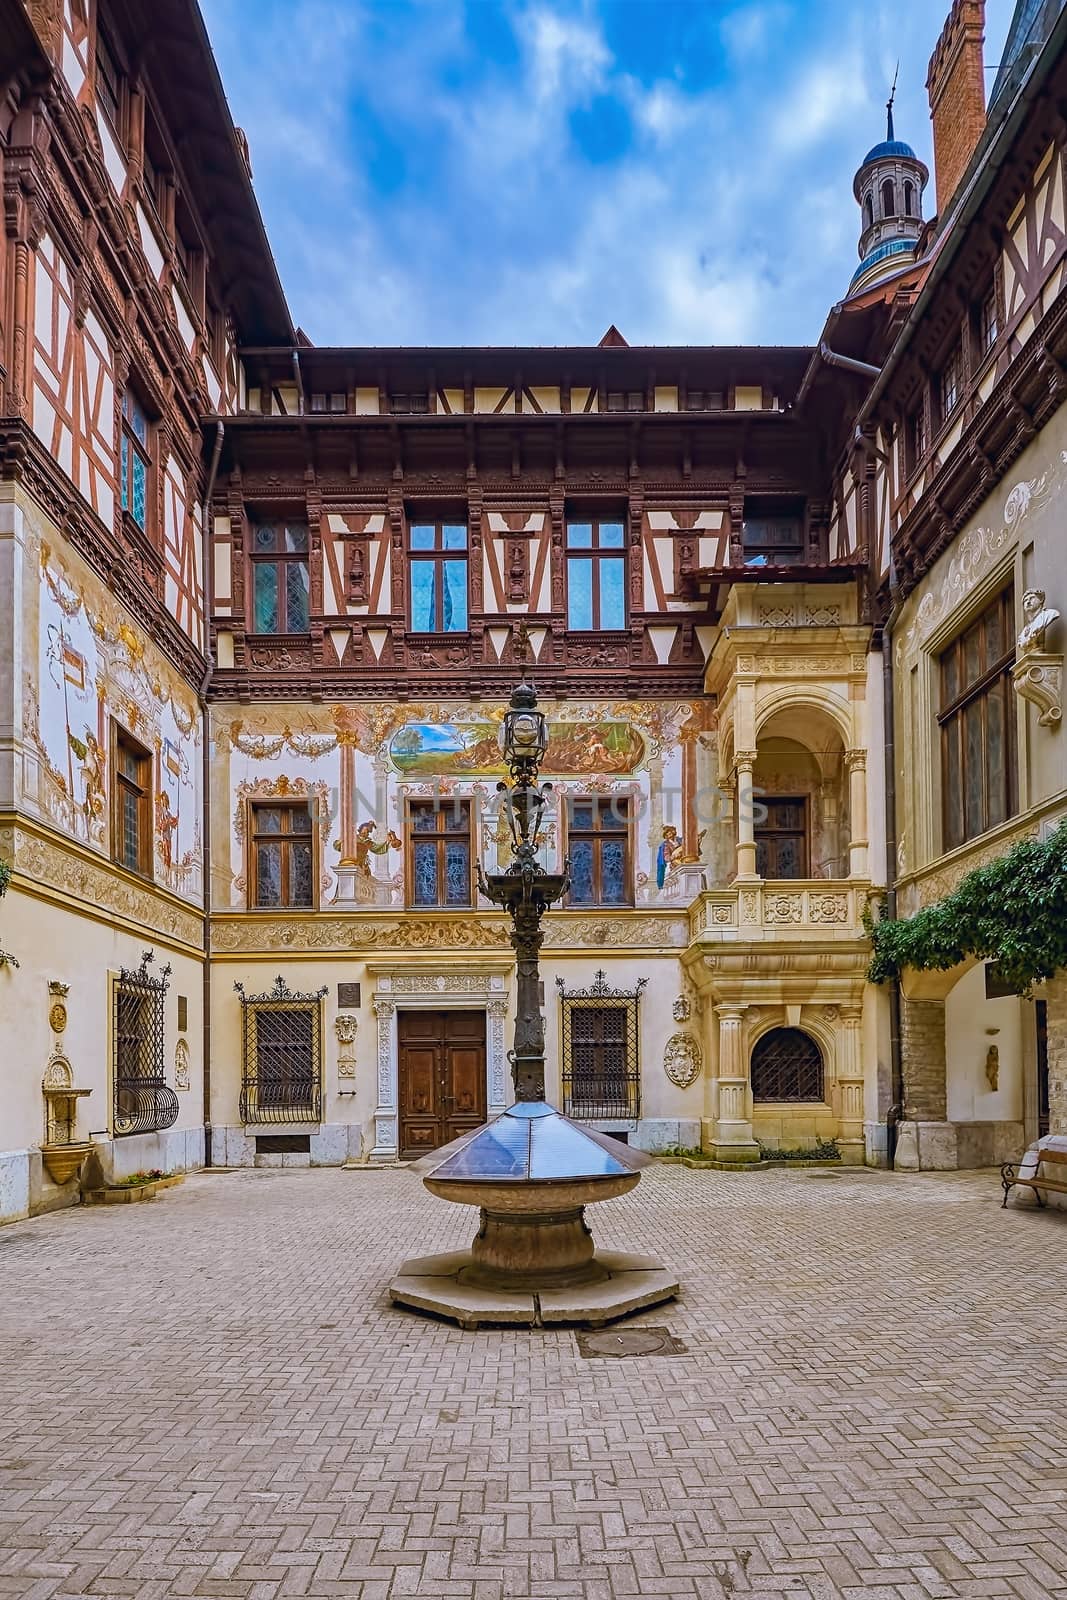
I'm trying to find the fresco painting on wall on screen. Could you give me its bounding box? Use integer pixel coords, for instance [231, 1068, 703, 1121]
[388, 719, 645, 777]
[26, 541, 202, 900]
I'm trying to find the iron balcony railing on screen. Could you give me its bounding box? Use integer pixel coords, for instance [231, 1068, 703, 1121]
[557, 970, 646, 1122]
[235, 977, 327, 1125]
[113, 952, 180, 1137]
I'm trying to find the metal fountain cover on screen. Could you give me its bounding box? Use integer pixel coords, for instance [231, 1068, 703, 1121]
[410, 1100, 652, 1183]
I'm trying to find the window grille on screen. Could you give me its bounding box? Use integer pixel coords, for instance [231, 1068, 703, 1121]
[113, 951, 179, 1136]
[557, 970, 645, 1121]
[751, 1028, 824, 1103]
[235, 976, 327, 1125]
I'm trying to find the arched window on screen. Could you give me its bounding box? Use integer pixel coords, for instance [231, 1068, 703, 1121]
[751, 1028, 824, 1103]
[881, 178, 896, 219]
[863, 193, 874, 231]
[903, 180, 915, 217]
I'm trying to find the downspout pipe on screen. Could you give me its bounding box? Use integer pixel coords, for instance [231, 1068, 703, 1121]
[199, 420, 224, 1168]
[292, 349, 305, 416]
[793, 339, 881, 411]
[881, 562, 905, 1171]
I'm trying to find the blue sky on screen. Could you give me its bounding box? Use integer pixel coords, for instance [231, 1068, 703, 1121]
[200, 0, 1017, 347]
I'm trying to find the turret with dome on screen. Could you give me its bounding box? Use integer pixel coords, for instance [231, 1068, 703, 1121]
[849, 90, 929, 295]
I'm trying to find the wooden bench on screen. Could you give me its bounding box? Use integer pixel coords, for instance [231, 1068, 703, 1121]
[1001, 1146, 1067, 1208]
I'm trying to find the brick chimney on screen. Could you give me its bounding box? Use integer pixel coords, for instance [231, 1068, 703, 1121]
[927, 0, 987, 215]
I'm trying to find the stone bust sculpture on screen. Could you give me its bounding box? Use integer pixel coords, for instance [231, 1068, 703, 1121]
[1017, 589, 1060, 655]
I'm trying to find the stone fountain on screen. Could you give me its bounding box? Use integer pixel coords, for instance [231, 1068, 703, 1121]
[388, 662, 679, 1329]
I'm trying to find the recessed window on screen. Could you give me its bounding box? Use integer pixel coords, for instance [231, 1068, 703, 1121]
[755, 798, 808, 880]
[409, 520, 468, 633]
[606, 390, 644, 411]
[880, 178, 895, 218]
[907, 400, 928, 474]
[863, 193, 874, 230]
[113, 954, 178, 1136]
[112, 724, 152, 877]
[904, 179, 915, 217]
[390, 392, 429, 413]
[407, 799, 472, 908]
[980, 285, 999, 355]
[566, 796, 632, 907]
[939, 586, 1017, 850]
[939, 342, 963, 422]
[121, 391, 153, 535]
[95, 31, 123, 140]
[250, 521, 310, 633]
[741, 498, 805, 566]
[751, 1029, 824, 1103]
[310, 392, 347, 413]
[684, 389, 724, 411]
[566, 516, 626, 630]
[250, 801, 315, 909]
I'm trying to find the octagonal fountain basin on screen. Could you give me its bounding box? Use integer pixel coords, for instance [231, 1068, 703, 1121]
[389, 1102, 678, 1326]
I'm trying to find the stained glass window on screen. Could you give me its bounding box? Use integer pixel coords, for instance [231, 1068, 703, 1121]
[249, 523, 310, 634]
[406, 800, 472, 907]
[939, 586, 1017, 850]
[250, 802, 314, 908]
[566, 517, 626, 631]
[121, 392, 152, 536]
[409, 521, 468, 633]
[565, 797, 632, 907]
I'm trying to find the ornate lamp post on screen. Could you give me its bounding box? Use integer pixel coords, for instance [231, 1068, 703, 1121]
[389, 646, 678, 1329]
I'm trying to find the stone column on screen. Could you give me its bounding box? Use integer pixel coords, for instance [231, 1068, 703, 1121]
[846, 750, 869, 879]
[734, 750, 758, 881]
[895, 995, 957, 1169]
[1046, 971, 1067, 1135]
[370, 995, 398, 1161]
[711, 1007, 760, 1162]
[837, 1006, 865, 1164]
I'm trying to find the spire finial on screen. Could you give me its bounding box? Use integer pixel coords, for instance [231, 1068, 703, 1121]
[886, 62, 899, 142]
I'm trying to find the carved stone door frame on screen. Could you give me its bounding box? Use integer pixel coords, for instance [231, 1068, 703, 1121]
[368, 963, 512, 1160]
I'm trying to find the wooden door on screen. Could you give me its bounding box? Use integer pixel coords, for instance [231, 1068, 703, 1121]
[398, 1010, 487, 1159]
[755, 797, 808, 879]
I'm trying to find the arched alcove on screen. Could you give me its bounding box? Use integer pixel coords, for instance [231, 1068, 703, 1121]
[751, 1028, 824, 1103]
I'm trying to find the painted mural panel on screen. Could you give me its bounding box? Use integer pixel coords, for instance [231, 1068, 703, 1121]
[214, 698, 717, 913]
[21, 522, 202, 903]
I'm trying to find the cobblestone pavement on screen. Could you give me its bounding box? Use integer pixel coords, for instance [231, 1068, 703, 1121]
[1, 1163, 1067, 1600]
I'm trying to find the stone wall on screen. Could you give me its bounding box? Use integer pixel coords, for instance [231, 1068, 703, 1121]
[1047, 971, 1067, 1134]
[901, 997, 947, 1120]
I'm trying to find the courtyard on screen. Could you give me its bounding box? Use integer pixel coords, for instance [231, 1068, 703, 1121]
[0, 1167, 1065, 1600]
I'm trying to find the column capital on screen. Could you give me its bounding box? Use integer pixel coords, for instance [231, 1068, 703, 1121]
[844, 749, 867, 773]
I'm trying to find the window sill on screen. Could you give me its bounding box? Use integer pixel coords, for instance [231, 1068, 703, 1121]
[120, 511, 164, 567]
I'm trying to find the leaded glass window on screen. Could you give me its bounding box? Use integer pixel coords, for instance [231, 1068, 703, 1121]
[409, 521, 468, 633]
[112, 724, 152, 877]
[249, 522, 310, 634]
[406, 799, 472, 908]
[121, 392, 152, 535]
[566, 517, 626, 631]
[250, 802, 314, 908]
[939, 586, 1017, 850]
[565, 797, 632, 907]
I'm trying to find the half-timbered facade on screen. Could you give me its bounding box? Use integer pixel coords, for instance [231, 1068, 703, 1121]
[4, 0, 1065, 1219]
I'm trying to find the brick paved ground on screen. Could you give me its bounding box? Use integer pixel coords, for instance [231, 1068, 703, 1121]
[1, 1163, 1066, 1600]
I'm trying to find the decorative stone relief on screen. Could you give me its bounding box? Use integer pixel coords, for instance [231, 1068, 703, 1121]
[805, 605, 841, 626]
[334, 1014, 358, 1077]
[212, 916, 510, 954]
[759, 605, 796, 627]
[11, 828, 202, 949]
[765, 894, 803, 925]
[672, 995, 692, 1023]
[174, 1037, 190, 1091]
[663, 1033, 701, 1089]
[1012, 655, 1062, 726]
[48, 979, 69, 1037]
[809, 894, 850, 924]
[541, 916, 688, 949]
[487, 998, 508, 1105]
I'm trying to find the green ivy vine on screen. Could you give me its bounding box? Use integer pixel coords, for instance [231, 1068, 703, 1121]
[867, 820, 1067, 994]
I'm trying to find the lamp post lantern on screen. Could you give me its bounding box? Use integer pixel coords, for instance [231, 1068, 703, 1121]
[388, 654, 679, 1330]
